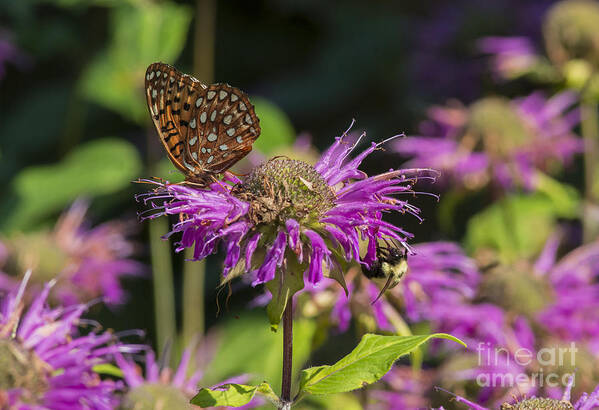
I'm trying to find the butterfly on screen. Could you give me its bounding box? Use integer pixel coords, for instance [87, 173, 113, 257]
[145, 62, 261, 185]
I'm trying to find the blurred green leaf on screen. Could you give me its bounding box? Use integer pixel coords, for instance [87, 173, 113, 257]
[252, 97, 295, 156]
[79, 2, 192, 123]
[154, 157, 185, 183]
[296, 392, 362, 410]
[465, 183, 580, 262]
[191, 382, 278, 408]
[298, 333, 465, 396]
[3, 138, 141, 231]
[202, 314, 316, 392]
[0, 83, 71, 183]
[534, 173, 580, 217]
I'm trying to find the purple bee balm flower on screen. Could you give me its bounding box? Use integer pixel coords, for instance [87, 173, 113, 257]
[437, 374, 599, 410]
[367, 366, 436, 410]
[117, 343, 263, 409]
[536, 238, 599, 354]
[298, 241, 480, 336]
[393, 242, 480, 322]
[478, 36, 540, 80]
[0, 271, 127, 409]
[138, 127, 436, 311]
[395, 92, 582, 191]
[0, 200, 144, 306]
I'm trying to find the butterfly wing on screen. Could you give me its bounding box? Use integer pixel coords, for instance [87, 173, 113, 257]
[145, 62, 206, 177]
[186, 83, 261, 174]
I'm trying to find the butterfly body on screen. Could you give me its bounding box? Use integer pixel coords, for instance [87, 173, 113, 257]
[145, 62, 261, 184]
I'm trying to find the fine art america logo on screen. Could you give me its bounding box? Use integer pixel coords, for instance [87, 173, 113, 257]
[476, 342, 577, 388]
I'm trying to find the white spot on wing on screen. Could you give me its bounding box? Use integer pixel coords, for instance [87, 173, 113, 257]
[210, 111, 217, 122]
[207, 155, 214, 163]
[236, 136, 243, 143]
[231, 94, 238, 102]
[190, 118, 197, 129]
[219, 144, 228, 150]
[219, 90, 227, 100]
[191, 152, 198, 160]
[207, 133, 217, 142]
[196, 97, 203, 107]
[226, 128, 235, 136]
[245, 114, 252, 124]
[149, 71, 155, 80]
[223, 115, 232, 125]
[200, 112, 207, 123]
[201, 147, 207, 153]
[152, 89, 157, 98]
[239, 102, 247, 111]
[207, 90, 216, 100]
[189, 136, 198, 145]
[183, 160, 195, 171]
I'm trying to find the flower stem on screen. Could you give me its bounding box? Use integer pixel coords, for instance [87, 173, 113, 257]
[281, 298, 293, 406]
[581, 99, 599, 243]
[149, 218, 177, 358]
[182, 256, 205, 342]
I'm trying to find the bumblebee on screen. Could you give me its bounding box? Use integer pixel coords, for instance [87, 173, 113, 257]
[362, 241, 409, 303]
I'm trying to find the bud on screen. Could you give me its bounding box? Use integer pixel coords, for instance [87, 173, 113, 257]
[543, 0, 599, 68]
[468, 97, 530, 159]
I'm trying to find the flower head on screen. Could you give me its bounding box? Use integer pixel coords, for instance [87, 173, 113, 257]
[395, 93, 581, 191]
[138, 128, 435, 323]
[0, 271, 125, 409]
[0, 200, 144, 306]
[118, 342, 263, 409]
[437, 374, 599, 410]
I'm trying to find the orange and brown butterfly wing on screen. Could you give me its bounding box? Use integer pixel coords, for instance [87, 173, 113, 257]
[186, 83, 261, 174]
[145, 62, 206, 178]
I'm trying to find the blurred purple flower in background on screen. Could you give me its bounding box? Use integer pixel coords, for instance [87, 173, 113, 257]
[0, 200, 143, 306]
[536, 237, 599, 354]
[367, 366, 435, 410]
[395, 92, 581, 191]
[0, 272, 125, 409]
[138, 130, 435, 291]
[478, 36, 539, 80]
[117, 340, 263, 409]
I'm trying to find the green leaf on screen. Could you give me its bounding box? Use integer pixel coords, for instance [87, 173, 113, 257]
[298, 333, 465, 396]
[266, 254, 305, 329]
[79, 2, 192, 123]
[92, 363, 124, 378]
[191, 382, 278, 408]
[464, 187, 580, 262]
[251, 97, 295, 156]
[3, 138, 141, 231]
